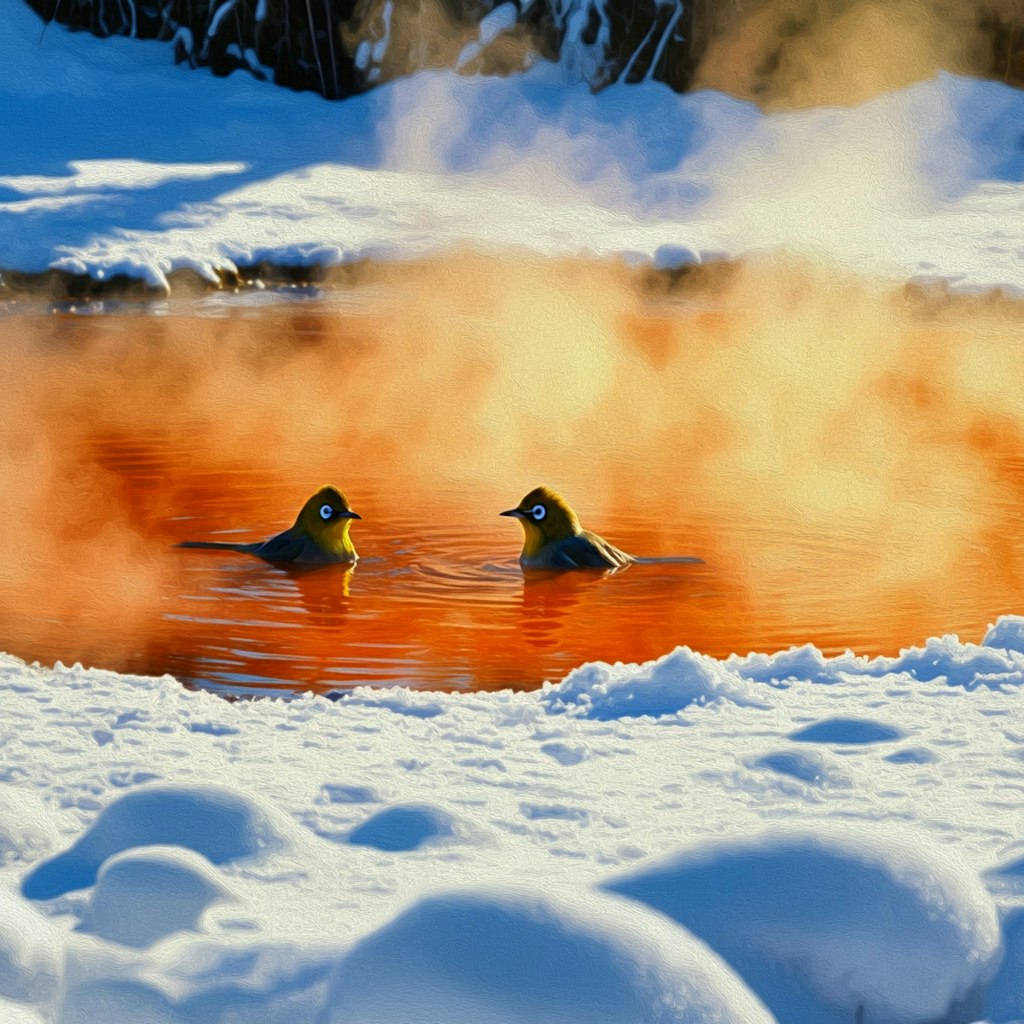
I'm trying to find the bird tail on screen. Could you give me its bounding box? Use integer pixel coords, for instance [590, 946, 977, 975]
[631, 556, 705, 565]
[176, 540, 256, 553]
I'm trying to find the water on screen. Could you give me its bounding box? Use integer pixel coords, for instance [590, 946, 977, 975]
[2, 255, 1023, 695]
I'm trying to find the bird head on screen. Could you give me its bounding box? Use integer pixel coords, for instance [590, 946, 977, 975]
[295, 486, 361, 542]
[500, 486, 582, 545]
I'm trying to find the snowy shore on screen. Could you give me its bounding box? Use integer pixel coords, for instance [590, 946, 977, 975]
[1, 0, 1023, 295]
[4, 619, 1024, 1022]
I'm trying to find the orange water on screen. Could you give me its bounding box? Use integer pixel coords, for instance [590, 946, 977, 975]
[2, 255, 1023, 695]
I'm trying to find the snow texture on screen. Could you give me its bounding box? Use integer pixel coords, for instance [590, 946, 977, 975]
[1, 0, 1023, 292]
[2, 617, 1024, 1020]
[540, 645, 770, 718]
[76, 846, 233, 948]
[21, 783, 295, 900]
[607, 827, 1002, 1024]
[324, 886, 777, 1024]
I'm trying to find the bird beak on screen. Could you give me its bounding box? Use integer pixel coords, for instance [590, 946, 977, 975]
[341, 510, 362, 520]
[500, 509, 523, 518]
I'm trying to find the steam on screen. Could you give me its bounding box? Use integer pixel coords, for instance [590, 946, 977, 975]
[345, 0, 1015, 112]
[692, 0, 1012, 110]
[1, 254, 1023, 680]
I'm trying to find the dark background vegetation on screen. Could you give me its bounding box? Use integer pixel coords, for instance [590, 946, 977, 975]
[22, 0, 1024, 102]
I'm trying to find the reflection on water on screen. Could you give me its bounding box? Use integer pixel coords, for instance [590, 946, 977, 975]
[165, 531, 718, 694]
[1, 254, 1023, 695]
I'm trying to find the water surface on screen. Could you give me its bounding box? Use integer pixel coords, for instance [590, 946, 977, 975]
[2, 256, 1022, 695]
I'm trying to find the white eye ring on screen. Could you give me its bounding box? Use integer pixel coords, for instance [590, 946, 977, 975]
[531, 504, 547, 521]
[319, 504, 334, 520]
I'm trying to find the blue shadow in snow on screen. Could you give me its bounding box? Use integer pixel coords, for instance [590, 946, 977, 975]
[789, 717, 903, 745]
[346, 805, 454, 852]
[22, 785, 283, 900]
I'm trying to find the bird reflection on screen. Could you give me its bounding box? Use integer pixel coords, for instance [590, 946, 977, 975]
[282, 563, 355, 626]
[515, 567, 609, 650]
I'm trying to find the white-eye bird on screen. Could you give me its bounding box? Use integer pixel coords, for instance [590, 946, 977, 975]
[178, 486, 360, 565]
[500, 486, 703, 571]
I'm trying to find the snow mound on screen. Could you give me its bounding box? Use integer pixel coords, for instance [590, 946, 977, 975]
[330, 688, 447, 718]
[749, 749, 840, 787]
[606, 825, 1002, 1024]
[346, 804, 456, 852]
[0, 890, 61, 1003]
[76, 845, 232, 948]
[731, 624, 1024, 691]
[540, 646, 770, 719]
[789, 716, 904, 745]
[317, 783, 380, 805]
[21, 783, 291, 900]
[885, 635, 1024, 689]
[729, 644, 870, 685]
[0, 999, 46, 1024]
[983, 616, 1024, 656]
[986, 907, 1024, 1024]
[323, 885, 778, 1024]
[885, 746, 937, 765]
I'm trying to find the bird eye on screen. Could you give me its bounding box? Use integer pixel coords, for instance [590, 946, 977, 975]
[531, 504, 547, 521]
[319, 504, 334, 520]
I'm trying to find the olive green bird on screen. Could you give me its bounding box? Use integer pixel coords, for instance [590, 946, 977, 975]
[501, 486, 703, 571]
[177, 486, 360, 565]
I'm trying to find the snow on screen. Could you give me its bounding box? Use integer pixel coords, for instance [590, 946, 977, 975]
[0, 890, 61, 1004]
[607, 828, 1002, 1024]
[2, 0, 1023, 292]
[20, 783, 299, 901]
[539, 645, 771, 719]
[323, 886, 778, 1024]
[988, 908, 1024, 1023]
[345, 803, 457, 851]
[77, 846, 233, 949]
[984, 616, 1024, 656]
[4, 618, 1024, 1020]
[456, 3, 518, 69]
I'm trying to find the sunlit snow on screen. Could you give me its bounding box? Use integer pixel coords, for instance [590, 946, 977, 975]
[1, 0, 1022, 292]
[3, 620, 1024, 1021]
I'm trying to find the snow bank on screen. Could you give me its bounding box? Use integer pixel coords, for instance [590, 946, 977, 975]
[540, 645, 770, 719]
[983, 616, 1024, 656]
[607, 827, 1003, 1024]
[1, 1, 1023, 291]
[728, 633, 1024, 691]
[76, 845, 234, 948]
[987, 908, 1024, 1024]
[324, 886, 777, 1024]
[21, 783, 296, 900]
[4, 619, 1024, 1021]
[0, 890, 61, 1004]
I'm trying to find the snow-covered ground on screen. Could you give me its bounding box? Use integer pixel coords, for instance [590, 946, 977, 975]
[1, 0, 1023, 292]
[4, 620, 1024, 1021]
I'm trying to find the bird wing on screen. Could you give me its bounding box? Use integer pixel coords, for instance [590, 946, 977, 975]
[250, 529, 312, 563]
[551, 533, 633, 570]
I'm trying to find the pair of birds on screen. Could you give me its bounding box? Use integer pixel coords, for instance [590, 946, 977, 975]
[178, 485, 702, 571]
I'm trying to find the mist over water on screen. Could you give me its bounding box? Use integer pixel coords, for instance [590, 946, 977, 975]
[1, 253, 1022, 692]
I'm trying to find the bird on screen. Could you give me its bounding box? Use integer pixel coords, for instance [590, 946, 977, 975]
[177, 486, 361, 565]
[500, 486, 703, 571]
